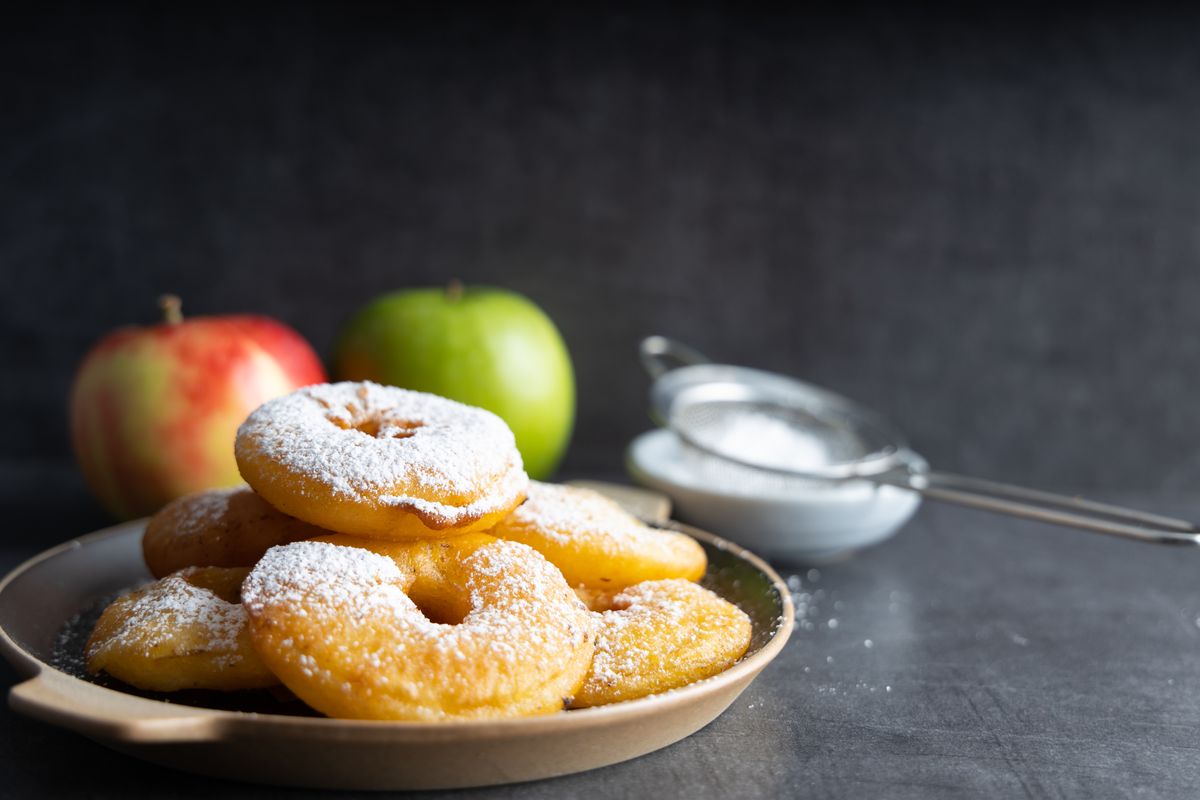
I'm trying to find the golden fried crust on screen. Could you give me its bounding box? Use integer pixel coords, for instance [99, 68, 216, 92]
[242, 539, 597, 721]
[234, 382, 528, 540]
[312, 533, 497, 624]
[85, 567, 278, 692]
[489, 482, 707, 590]
[143, 486, 326, 579]
[573, 579, 752, 708]
[572, 584, 623, 612]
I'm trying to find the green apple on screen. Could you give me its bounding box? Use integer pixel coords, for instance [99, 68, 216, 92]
[333, 284, 575, 479]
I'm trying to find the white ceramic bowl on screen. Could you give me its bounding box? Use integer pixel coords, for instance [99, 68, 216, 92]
[627, 429, 921, 564]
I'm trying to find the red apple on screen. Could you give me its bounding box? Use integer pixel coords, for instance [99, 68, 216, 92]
[70, 296, 327, 519]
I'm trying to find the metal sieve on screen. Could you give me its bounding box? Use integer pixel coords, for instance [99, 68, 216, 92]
[641, 336, 1200, 546]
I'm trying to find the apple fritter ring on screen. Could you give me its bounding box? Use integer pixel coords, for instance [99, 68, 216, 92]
[86, 566, 278, 692]
[573, 579, 752, 708]
[234, 381, 528, 539]
[311, 532, 498, 624]
[143, 486, 327, 579]
[572, 584, 623, 613]
[489, 482, 707, 591]
[242, 539, 597, 721]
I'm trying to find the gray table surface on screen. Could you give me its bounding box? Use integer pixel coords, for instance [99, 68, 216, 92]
[3, 491, 1200, 799]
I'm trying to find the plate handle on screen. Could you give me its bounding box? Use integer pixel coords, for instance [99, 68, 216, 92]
[9, 669, 227, 743]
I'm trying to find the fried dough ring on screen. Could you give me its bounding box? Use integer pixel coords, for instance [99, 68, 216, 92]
[242, 539, 596, 720]
[572, 584, 623, 612]
[235, 382, 528, 539]
[311, 532, 497, 624]
[573, 579, 752, 708]
[143, 486, 326, 579]
[490, 482, 707, 590]
[86, 567, 278, 692]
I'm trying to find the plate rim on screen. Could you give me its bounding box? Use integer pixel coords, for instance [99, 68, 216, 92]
[1, 517, 795, 742]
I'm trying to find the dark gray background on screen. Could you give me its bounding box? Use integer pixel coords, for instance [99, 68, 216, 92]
[6, 3, 1200, 543]
[6, 8, 1200, 798]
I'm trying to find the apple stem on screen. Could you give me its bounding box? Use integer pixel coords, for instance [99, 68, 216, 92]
[446, 279, 463, 302]
[159, 294, 184, 324]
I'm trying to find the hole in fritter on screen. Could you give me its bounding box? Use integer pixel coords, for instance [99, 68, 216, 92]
[337, 413, 424, 439]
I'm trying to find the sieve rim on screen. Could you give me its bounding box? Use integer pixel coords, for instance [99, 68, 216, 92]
[649, 362, 919, 481]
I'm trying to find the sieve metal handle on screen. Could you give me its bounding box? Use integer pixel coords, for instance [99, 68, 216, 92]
[640, 336, 711, 379]
[878, 468, 1200, 546]
[641, 335, 1200, 547]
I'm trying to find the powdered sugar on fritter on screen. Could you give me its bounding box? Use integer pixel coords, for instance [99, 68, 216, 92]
[235, 382, 527, 526]
[578, 579, 752, 705]
[242, 540, 596, 719]
[508, 482, 646, 546]
[242, 540, 416, 624]
[585, 580, 695, 690]
[86, 568, 246, 663]
[170, 485, 241, 532]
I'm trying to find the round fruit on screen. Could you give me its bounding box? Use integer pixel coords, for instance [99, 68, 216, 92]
[70, 296, 327, 519]
[332, 284, 575, 479]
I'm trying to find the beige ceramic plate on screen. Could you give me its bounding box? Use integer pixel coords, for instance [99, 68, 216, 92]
[0, 491, 793, 791]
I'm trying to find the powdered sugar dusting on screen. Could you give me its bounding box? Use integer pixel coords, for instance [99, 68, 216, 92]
[235, 382, 527, 526]
[459, 539, 596, 662]
[508, 482, 646, 546]
[242, 541, 415, 624]
[242, 539, 596, 718]
[245, 540, 592, 659]
[578, 579, 752, 706]
[491, 482, 707, 591]
[586, 581, 694, 689]
[87, 568, 247, 665]
[169, 485, 242, 531]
